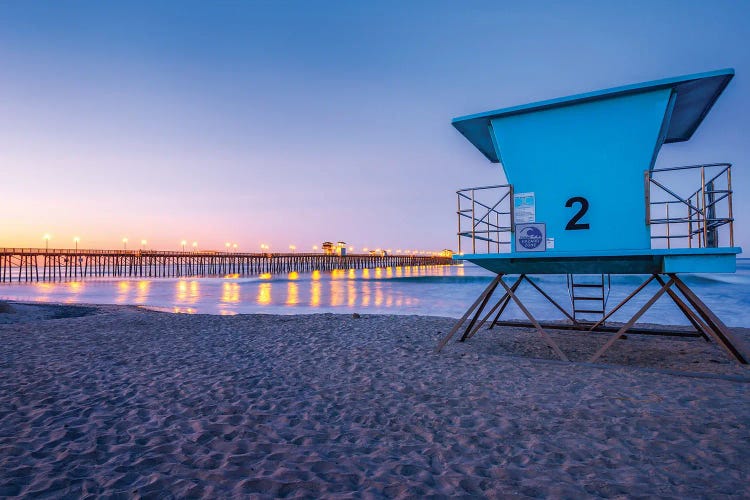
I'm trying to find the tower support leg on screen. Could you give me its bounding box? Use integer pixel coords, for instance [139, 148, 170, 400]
[669, 274, 748, 364]
[587, 275, 657, 332]
[589, 278, 675, 363]
[497, 279, 569, 361]
[464, 275, 525, 341]
[653, 275, 712, 342]
[435, 274, 502, 353]
[524, 275, 580, 325]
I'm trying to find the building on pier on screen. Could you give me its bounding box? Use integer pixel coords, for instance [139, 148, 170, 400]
[322, 241, 347, 256]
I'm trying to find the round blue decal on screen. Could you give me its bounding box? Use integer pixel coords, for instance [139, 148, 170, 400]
[518, 226, 543, 249]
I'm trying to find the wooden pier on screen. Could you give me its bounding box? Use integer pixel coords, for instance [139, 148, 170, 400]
[0, 248, 453, 283]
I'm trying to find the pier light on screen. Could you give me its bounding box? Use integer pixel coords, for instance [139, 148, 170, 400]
[141, 239, 147, 250]
[363, 247, 369, 252]
[122, 237, 128, 250]
[192, 241, 198, 251]
[312, 245, 319, 252]
[225, 242, 231, 253]
[233, 243, 238, 251]
[349, 246, 354, 252]
[73, 236, 80, 252]
[181, 240, 187, 252]
[289, 244, 296, 252]
[43, 233, 51, 251]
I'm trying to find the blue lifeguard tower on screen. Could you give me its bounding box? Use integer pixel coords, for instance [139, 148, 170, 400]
[438, 69, 747, 364]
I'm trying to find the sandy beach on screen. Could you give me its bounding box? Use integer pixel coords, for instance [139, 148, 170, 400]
[1, 302, 749, 498]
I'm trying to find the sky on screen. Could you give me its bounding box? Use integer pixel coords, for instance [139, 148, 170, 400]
[0, 1, 748, 253]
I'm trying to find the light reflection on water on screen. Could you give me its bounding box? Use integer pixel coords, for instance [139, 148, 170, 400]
[221, 282, 240, 304]
[286, 281, 299, 306]
[256, 283, 271, 306]
[136, 280, 150, 304]
[2, 263, 750, 326]
[0, 265, 469, 316]
[116, 281, 130, 304]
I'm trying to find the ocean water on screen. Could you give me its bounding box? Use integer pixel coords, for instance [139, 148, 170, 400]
[1, 261, 749, 327]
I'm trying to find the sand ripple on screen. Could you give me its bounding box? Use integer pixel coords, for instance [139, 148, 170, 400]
[0, 305, 748, 497]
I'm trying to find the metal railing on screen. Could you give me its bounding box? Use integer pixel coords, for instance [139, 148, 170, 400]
[457, 184, 513, 254]
[647, 163, 734, 249]
[457, 163, 735, 255]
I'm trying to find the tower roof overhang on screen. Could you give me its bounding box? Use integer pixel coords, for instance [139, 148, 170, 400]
[452, 68, 734, 163]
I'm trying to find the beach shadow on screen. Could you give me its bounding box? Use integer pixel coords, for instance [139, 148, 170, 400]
[0, 302, 99, 324]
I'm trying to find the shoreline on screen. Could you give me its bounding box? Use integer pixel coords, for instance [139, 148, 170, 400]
[2, 300, 748, 375]
[1, 302, 749, 496]
[2, 263, 749, 327]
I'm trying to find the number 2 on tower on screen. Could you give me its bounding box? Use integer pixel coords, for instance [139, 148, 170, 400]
[565, 197, 590, 230]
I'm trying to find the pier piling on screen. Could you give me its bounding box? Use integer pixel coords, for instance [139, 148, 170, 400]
[0, 249, 453, 283]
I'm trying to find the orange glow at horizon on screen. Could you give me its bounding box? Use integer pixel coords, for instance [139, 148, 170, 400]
[0, 226, 447, 259]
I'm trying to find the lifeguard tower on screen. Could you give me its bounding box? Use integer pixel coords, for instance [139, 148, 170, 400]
[438, 69, 747, 364]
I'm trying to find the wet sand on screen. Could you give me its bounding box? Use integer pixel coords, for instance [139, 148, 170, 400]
[1, 302, 748, 497]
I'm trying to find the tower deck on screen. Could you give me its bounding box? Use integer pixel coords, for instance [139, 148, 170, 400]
[456, 247, 741, 275]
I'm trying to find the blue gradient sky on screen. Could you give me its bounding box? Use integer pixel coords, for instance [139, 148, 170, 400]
[1, 1, 748, 252]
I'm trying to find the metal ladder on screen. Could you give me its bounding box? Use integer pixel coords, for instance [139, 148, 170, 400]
[567, 274, 610, 323]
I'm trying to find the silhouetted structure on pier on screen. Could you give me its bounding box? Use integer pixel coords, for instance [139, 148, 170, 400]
[0, 249, 452, 283]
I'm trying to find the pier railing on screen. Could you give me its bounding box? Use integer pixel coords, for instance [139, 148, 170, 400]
[647, 163, 734, 249]
[456, 184, 513, 254]
[0, 250, 453, 283]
